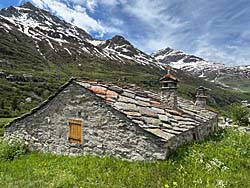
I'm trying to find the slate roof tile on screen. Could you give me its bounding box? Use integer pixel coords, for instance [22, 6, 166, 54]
[150, 100, 161, 107]
[122, 90, 136, 98]
[106, 90, 118, 99]
[139, 107, 158, 118]
[151, 107, 165, 114]
[89, 86, 107, 95]
[158, 114, 170, 123]
[114, 102, 137, 111]
[135, 96, 151, 102]
[118, 95, 137, 104]
[109, 86, 123, 94]
[123, 111, 142, 117]
[145, 129, 175, 140]
[163, 129, 182, 135]
[136, 100, 151, 107]
[161, 123, 173, 129]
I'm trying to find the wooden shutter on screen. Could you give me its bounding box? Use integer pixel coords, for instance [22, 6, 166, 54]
[68, 119, 82, 144]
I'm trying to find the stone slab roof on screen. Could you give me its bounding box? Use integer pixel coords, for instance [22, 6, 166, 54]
[75, 79, 217, 142]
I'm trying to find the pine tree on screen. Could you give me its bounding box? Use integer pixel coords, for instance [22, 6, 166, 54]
[0, 100, 4, 109]
[11, 98, 18, 111]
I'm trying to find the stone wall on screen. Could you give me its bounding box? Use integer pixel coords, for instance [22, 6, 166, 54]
[195, 98, 207, 108]
[5, 82, 167, 160]
[161, 89, 178, 109]
[165, 117, 218, 153]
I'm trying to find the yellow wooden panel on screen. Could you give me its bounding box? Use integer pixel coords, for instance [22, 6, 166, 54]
[69, 119, 82, 144]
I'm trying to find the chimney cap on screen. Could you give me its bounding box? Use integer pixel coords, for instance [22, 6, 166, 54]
[160, 72, 178, 82]
[196, 86, 210, 91]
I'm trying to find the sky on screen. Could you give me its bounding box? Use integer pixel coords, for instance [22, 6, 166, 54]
[1, 0, 250, 66]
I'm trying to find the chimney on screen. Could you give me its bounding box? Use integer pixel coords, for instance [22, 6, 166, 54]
[160, 70, 178, 109]
[195, 86, 208, 108]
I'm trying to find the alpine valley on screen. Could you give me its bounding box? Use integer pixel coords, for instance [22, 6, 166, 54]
[0, 2, 249, 117]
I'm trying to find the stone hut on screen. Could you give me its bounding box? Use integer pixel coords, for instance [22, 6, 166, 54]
[4, 78, 218, 161]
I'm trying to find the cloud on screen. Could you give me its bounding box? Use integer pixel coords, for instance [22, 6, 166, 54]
[23, 0, 121, 37]
[120, 0, 188, 52]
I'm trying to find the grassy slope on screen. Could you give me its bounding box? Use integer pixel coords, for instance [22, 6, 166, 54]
[0, 117, 14, 136]
[0, 129, 249, 188]
[218, 76, 250, 92]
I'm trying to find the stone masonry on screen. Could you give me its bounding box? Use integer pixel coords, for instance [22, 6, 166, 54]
[5, 78, 218, 161]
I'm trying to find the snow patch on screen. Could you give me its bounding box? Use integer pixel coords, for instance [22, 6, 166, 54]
[87, 39, 105, 46]
[46, 39, 54, 50]
[64, 48, 72, 55]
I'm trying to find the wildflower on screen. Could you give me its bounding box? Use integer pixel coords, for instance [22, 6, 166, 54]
[193, 178, 203, 185]
[221, 166, 229, 171]
[216, 180, 227, 188]
[173, 181, 178, 186]
[164, 184, 169, 188]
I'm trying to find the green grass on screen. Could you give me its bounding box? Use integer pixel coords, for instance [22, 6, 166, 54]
[0, 129, 249, 188]
[0, 118, 14, 136]
[0, 118, 15, 125]
[219, 77, 250, 92]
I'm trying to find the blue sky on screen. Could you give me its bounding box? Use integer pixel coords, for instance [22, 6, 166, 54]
[1, 0, 250, 66]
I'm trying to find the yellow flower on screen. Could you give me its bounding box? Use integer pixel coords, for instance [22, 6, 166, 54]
[173, 181, 178, 186]
[164, 184, 170, 188]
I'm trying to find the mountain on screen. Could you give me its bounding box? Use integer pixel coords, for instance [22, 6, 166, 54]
[152, 48, 225, 77]
[152, 48, 250, 91]
[0, 2, 249, 117]
[89, 35, 158, 66]
[0, 2, 161, 68]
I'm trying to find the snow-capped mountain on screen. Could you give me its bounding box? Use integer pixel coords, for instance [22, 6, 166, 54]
[152, 48, 225, 77]
[95, 35, 156, 65]
[151, 47, 250, 91]
[0, 2, 161, 68]
[152, 48, 250, 79]
[0, 2, 249, 86]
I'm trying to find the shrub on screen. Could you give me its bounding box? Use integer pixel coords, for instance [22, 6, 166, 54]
[0, 139, 27, 161]
[0, 129, 3, 137]
[229, 103, 250, 126]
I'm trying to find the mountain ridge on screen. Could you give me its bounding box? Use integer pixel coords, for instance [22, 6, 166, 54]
[0, 2, 249, 117]
[0, 2, 162, 68]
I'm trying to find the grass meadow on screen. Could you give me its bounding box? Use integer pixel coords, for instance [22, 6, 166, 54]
[0, 118, 14, 136]
[0, 128, 249, 188]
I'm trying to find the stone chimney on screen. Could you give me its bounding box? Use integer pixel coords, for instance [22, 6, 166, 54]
[195, 86, 208, 108]
[160, 71, 178, 109]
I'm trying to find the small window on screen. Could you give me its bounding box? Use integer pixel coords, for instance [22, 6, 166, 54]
[68, 119, 83, 144]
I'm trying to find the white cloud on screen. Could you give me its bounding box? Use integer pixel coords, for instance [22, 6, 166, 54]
[124, 0, 185, 29]
[84, 0, 97, 13]
[99, 0, 120, 7]
[121, 0, 187, 53]
[193, 33, 250, 66]
[27, 0, 120, 37]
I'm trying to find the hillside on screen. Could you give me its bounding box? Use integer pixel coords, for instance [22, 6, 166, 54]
[0, 2, 249, 117]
